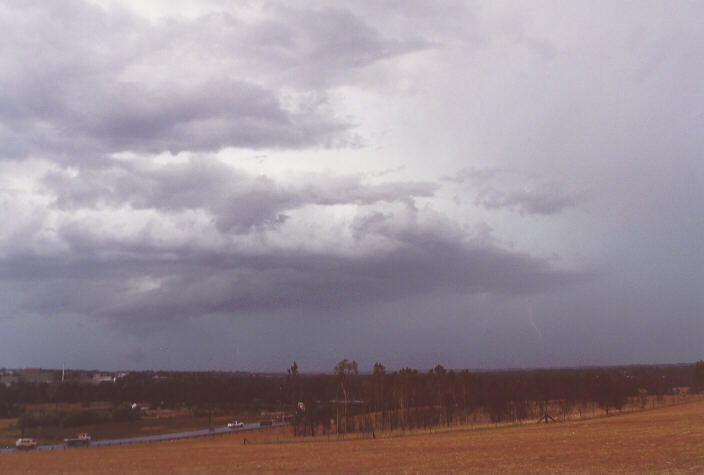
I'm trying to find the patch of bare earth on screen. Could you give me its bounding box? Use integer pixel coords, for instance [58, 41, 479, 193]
[2, 401, 704, 473]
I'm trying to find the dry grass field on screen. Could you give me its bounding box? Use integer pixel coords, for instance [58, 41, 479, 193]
[2, 400, 704, 473]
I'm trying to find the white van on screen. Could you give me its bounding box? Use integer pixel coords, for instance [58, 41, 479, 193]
[16, 438, 37, 450]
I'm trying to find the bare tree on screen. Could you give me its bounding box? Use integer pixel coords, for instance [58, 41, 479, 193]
[695, 360, 704, 393]
[284, 362, 302, 435]
[334, 359, 358, 434]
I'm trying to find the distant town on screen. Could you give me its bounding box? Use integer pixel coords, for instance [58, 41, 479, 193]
[1, 368, 126, 387]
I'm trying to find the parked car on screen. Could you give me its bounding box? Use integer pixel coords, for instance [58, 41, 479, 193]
[227, 421, 244, 429]
[259, 420, 272, 427]
[64, 433, 91, 447]
[15, 438, 37, 450]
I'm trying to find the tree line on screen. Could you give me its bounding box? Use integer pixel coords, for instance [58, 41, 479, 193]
[1, 362, 701, 434]
[284, 361, 701, 437]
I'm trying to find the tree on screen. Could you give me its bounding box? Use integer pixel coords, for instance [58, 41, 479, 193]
[694, 360, 704, 393]
[372, 362, 386, 414]
[284, 361, 302, 405]
[395, 368, 419, 429]
[486, 381, 508, 423]
[334, 359, 358, 434]
[637, 388, 649, 408]
[594, 372, 626, 415]
[429, 365, 453, 426]
[284, 362, 303, 436]
[456, 370, 479, 419]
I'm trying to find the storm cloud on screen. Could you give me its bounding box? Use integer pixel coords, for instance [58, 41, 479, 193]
[1, 0, 702, 372]
[445, 168, 588, 216]
[42, 159, 438, 232]
[0, 223, 575, 327]
[4, 158, 577, 327]
[0, 0, 428, 161]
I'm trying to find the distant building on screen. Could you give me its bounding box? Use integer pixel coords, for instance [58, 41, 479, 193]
[0, 374, 19, 387]
[673, 386, 690, 395]
[91, 374, 115, 385]
[19, 368, 56, 384]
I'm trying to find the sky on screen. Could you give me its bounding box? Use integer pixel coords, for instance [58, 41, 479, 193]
[0, 0, 702, 373]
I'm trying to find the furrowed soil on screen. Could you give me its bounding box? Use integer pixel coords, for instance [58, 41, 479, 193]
[2, 401, 704, 473]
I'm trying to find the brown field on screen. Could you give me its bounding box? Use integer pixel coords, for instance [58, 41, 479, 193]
[2, 400, 704, 473]
[2, 393, 692, 448]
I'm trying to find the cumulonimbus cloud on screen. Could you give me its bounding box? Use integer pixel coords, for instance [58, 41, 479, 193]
[42, 158, 439, 233]
[0, 1, 429, 162]
[0, 155, 585, 328]
[446, 168, 588, 216]
[0, 205, 583, 326]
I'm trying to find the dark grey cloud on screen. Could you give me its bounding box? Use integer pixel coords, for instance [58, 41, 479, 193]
[2, 0, 702, 373]
[43, 159, 438, 233]
[11, 159, 577, 327]
[4, 78, 351, 157]
[258, 6, 431, 88]
[473, 182, 586, 216]
[446, 168, 587, 216]
[0, 1, 428, 162]
[0, 208, 581, 329]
